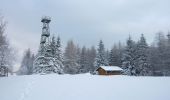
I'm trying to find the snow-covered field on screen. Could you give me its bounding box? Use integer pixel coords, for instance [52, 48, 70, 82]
[0, 74, 170, 100]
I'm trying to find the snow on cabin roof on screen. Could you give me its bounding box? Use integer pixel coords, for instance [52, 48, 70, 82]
[98, 66, 123, 71]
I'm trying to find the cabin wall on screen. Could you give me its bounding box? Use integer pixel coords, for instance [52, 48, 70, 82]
[107, 71, 121, 75]
[97, 68, 122, 75]
[98, 68, 107, 75]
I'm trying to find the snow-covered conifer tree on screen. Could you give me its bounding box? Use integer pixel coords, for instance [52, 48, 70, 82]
[50, 35, 57, 58]
[18, 49, 34, 75]
[34, 35, 64, 74]
[53, 36, 64, 74]
[105, 49, 110, 65]
[88, 46, 96, 72]
[122, 36, 137, 75]
[34, 43, 55, 74]
[94, 40, 108, 69]
[79, 46, 88, 73]
[135, 34, 150, 76]
[0, 16, 15, 76]
[76, 45, 81, 67]
[63, 40, 80, 74]
[109, 44, 121, 66]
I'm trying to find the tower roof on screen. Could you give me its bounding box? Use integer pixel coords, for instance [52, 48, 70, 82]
[41, 16, 51, 23]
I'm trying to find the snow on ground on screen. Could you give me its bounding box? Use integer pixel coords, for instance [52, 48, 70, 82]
[0, 74, 170, 100]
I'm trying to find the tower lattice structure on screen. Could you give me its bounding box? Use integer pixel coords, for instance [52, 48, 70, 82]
[39, 16, 51, 55]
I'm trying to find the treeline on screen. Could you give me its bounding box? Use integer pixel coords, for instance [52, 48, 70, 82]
[1, 15, 170, 76]
[149, 32, 170, 75]
[18, 32, 170, 76]
[63, 40, 96, 74]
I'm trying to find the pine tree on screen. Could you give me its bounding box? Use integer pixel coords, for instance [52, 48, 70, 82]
[56, 36, 63, 62]
[34, 43, 56, 74]
[85, 46, 96, 72]
[33, 35, 64, 74]
[50, 35, 57, 58]
[105, 49, 110, 65]
[0, 16, 15, 76]
[94, 40, 108, 69]
[18, 49, 35, 75]
[135, 34, 150, 76]
[63, 40, 80, 74]
[109, 44, 121, 66]
[165, 33, 170, 75]
[122, 36, 137, 75]
[76, 45, 81, 67]
[88, 46, 96, 72]
[53, 36, 64, 74]
[79, 46, 88, 73]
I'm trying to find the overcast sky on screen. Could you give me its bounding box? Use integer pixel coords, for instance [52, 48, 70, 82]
[1, 0, 170, 68]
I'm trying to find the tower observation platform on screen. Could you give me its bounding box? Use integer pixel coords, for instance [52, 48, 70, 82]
[41, 16, 51, 23]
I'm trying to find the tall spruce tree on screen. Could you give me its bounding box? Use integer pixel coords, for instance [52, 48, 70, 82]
[135, 34, 150, 76]
[122, 36, 137, 75]
[94, 40, 108, 69]
[109, 44, 121, 66]
[53, 36, 64, 74]
[80, 46, 88, 73]
[50, 35, 57, 58]
[56, 36, 63, 62]
[87, 46, 96, 72]
[34, 35, 63, 74]
[105, 49, 110, 65]
[76, 45, 81, 72]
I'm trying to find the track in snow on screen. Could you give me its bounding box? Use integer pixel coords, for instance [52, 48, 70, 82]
[18, 78, 35, 100]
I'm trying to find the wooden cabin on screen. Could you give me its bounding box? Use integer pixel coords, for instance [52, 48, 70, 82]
[96, 66, 123, 75]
